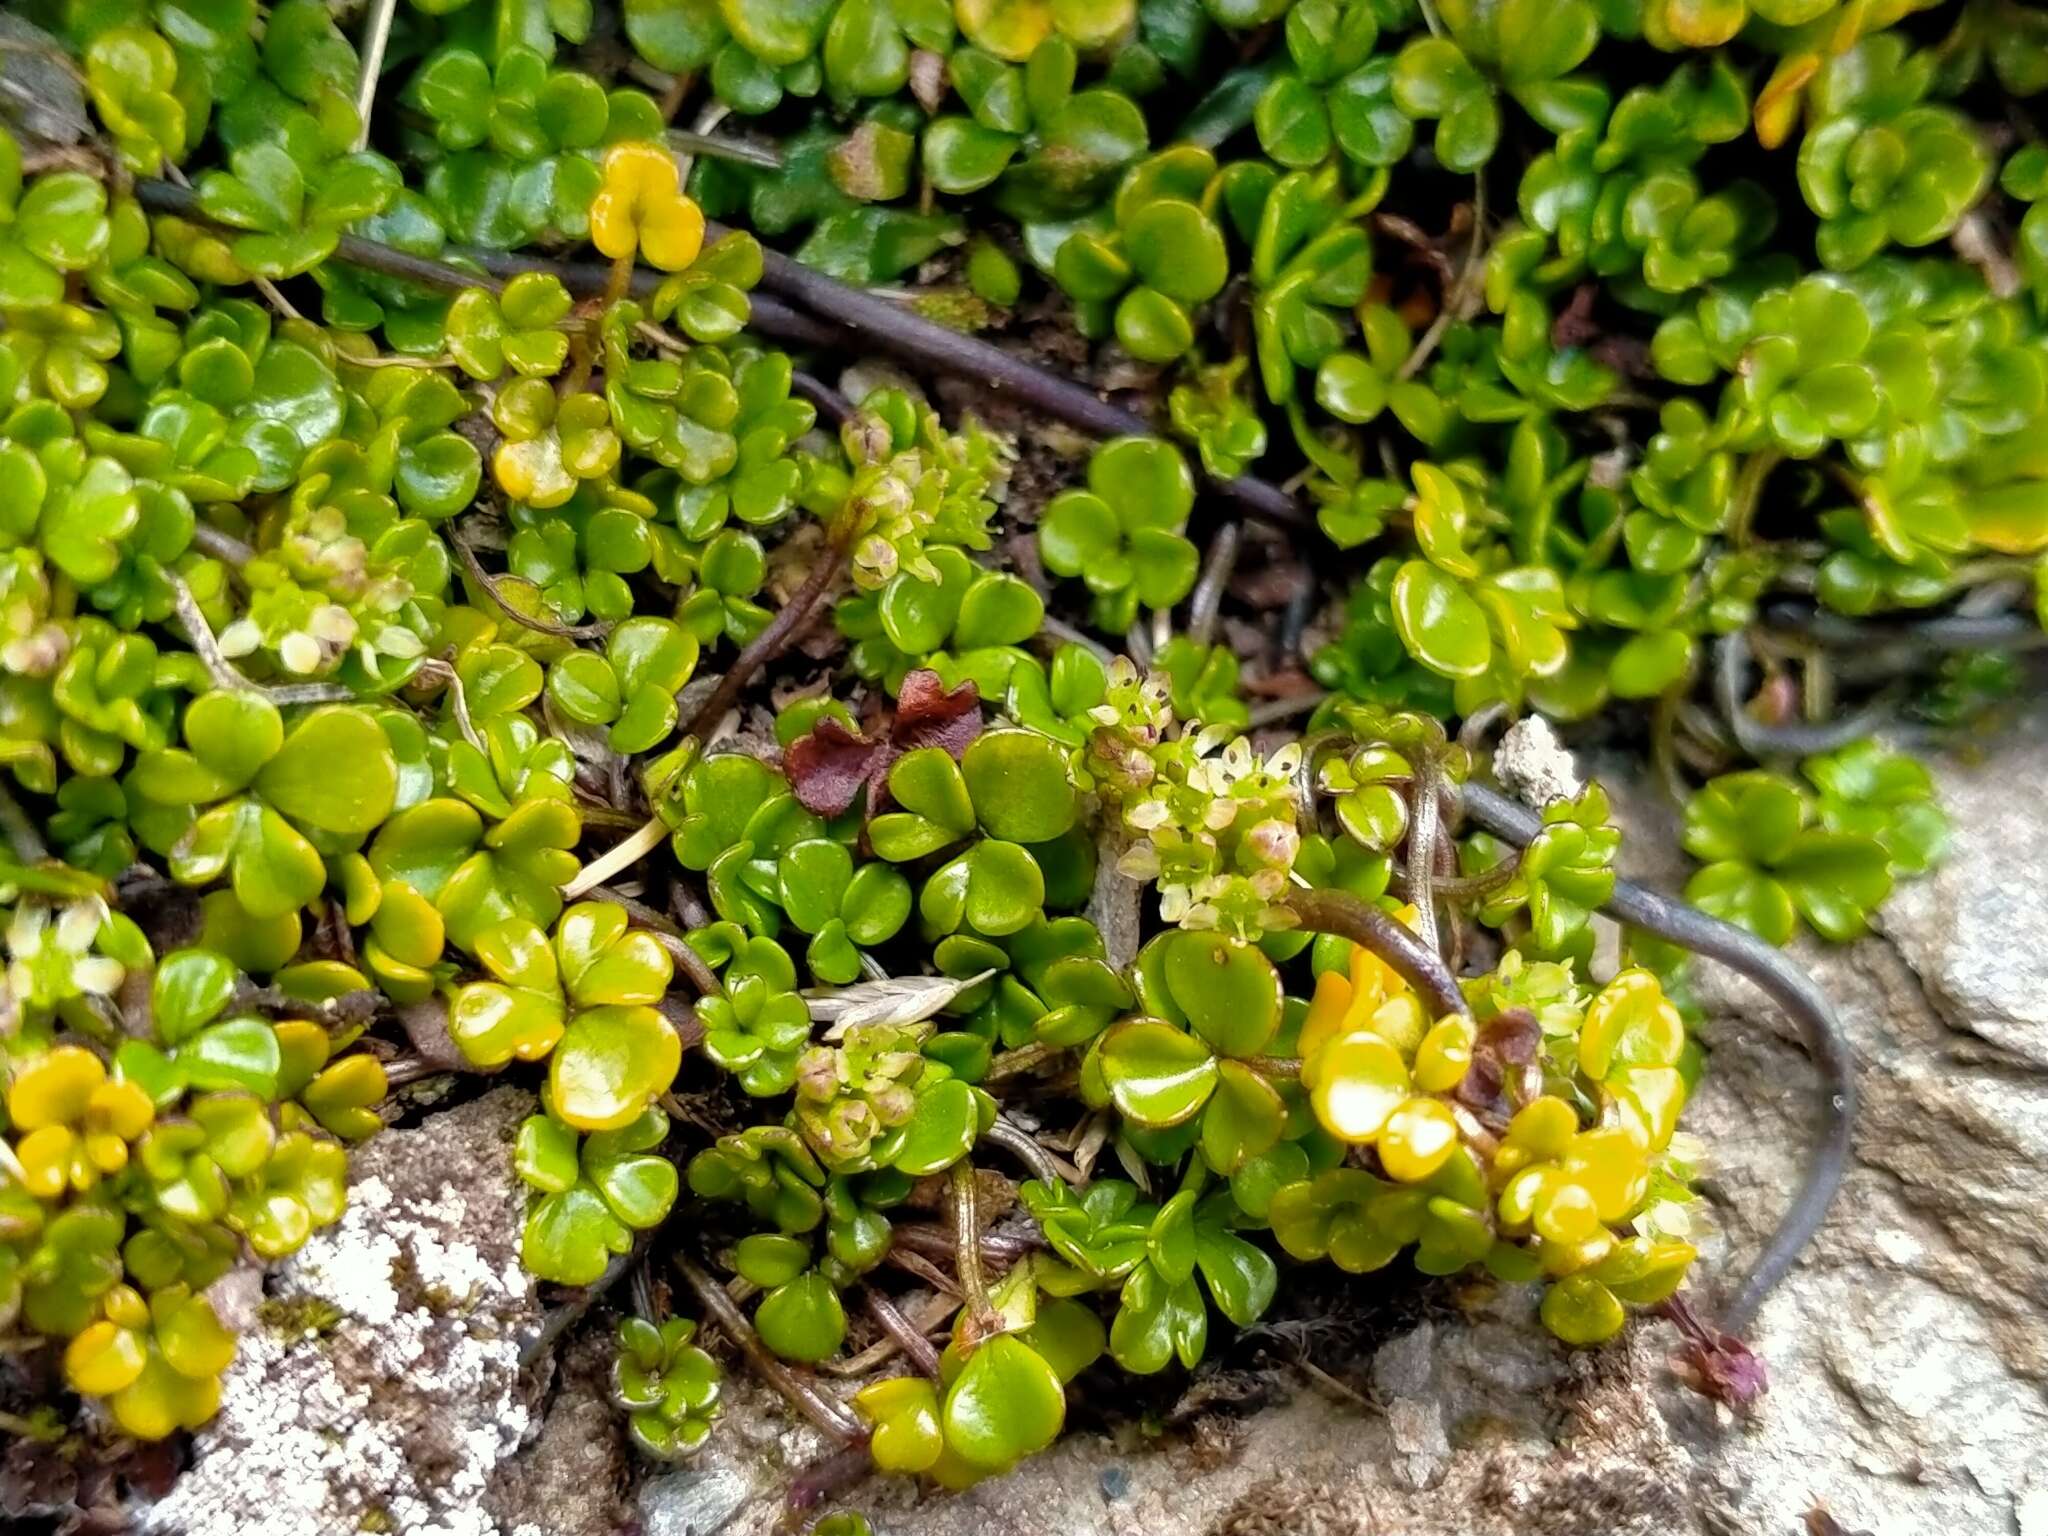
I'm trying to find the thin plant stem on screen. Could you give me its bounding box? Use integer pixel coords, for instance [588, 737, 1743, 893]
[1279, 886, 1468, 1020]
[190, 524, 256, 568]
[1714, 632, 1883, 759]
[983, 1042, 1061, 1082]
[680, 519, 856, 742]
[129, 176, 1308, 527]
[745, 235, 1308, 529]
[982, 1117, 1075, 1188]
[861, 1286, 942, 1379]
[1406, 755, 1447, 957]
[1187, 521, 1240, 648]
[451, 526, 614, 640]
[561, 817, 670, 901]
[890, 1222, 1041, 1266]
[352, 0, 399, 152]
[949, 1161, 995, 1336]
[1396, 175, 1487, 384]
[342, 351, 460, 369]
[666, 128, 782, 171]
[674, 1256, 864, 1442]
[166, 573, 355, 706]
[413, 658, 485, 754]
[1388, 854, 1521, 905]
[586, 886, 723, 996]
[519, 1247, 640, 1368]
[1760, 601, 2048, 655]
[1245, 690, 1330, 728]
[1039, 613, 1116, 666]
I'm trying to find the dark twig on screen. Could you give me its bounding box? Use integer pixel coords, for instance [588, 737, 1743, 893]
[982, 1117, 1074, 1188]
[586, 884, 724, 996]
[674, 1256, 864, 1442]
[888, 1222, 1041, 1266]
[731, 233, 1309, 531]
[1245, 690, 1330, 728]
[132, 176, 1308, 527]
[1279, 887, 1468, 1020]
[450, 243, 848, 355]
[1187, 521, 1240, 648]
[136, 180, 504, 297]
[681, 521, 855, 741]
[1760, 602, 2048, 655]
[667, 128, 783, 170]
[1462, 781, 1852, 1333]
[190, 523, 257, 568]
[1715, 633, 1883, 759]
[519, 1247, 638, 1368]
[790, 367, 857, 425]
[861, 1286, 942, 1379]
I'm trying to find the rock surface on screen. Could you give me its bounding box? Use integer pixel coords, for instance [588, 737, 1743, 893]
[1641, 709, 2048, 1536]
[143, 720, 2048, 1536]
[142, 1087, 543, 1536]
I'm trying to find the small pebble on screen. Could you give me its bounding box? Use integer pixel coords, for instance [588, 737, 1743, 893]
[1099, 1466, 1131, 1502]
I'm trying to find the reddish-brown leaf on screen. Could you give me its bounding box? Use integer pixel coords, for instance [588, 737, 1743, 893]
[890, 669, 984, 758]
[783, 670, 984, 821]
[785, 716, 882, 817]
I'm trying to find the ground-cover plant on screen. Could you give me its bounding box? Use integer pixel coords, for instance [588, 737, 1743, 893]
[0, 0, 2032, 1523]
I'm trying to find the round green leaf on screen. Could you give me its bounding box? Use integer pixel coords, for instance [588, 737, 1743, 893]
[964, 840, 1044, 936]
[256, 709, 400, 836]
[548, 1005, 682, 1132]
[1163, 932, 1282, 1058]
[962, 732, 1076, 845]
[1391, 560, 1491, 679]
[886, 1077, 980, 1175]
[1098, 1017, 1217, 1128]
[942, 1333, 1065, 1472]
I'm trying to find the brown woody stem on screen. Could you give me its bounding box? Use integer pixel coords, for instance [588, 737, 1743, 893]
[131, 177, 1307, 528]
[1278, 886, 1468, 1020]
[674, 1256, 863, 1443]
[949, 1161, 995, 1336]
[681, 518, 855, 742]
[862, 1286, 942, 1380]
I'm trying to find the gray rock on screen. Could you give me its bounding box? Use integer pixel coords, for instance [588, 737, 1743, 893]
[1606, 712, 2048, 1534]
[487, 1330, 633, 1536]
[142, 1088, 544, 1536]
[0, 15, 91, 147]
[640, 1465, 753, 1536]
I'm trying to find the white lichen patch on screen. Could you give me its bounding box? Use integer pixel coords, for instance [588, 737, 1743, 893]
[142, 1090, 541, 1536]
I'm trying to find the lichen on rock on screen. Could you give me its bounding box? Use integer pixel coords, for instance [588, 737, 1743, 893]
[141, 1089, 541, 1536]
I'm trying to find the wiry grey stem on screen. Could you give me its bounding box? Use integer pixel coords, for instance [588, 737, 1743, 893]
[674, 1257, 863, 1443]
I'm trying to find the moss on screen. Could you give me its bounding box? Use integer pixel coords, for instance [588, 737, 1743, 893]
[257, 1295, 346, 1340]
